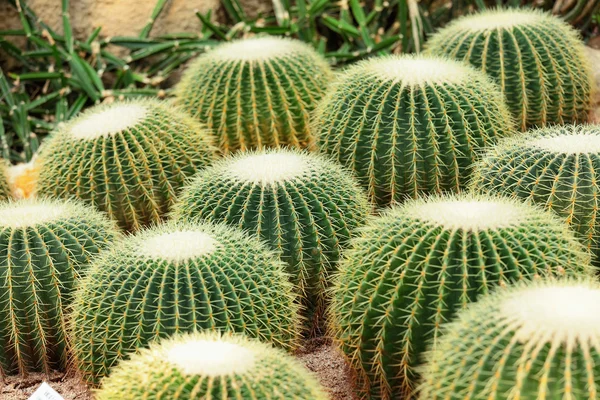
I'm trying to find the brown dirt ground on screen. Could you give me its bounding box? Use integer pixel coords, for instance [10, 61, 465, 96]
[0, 337, 358, 400]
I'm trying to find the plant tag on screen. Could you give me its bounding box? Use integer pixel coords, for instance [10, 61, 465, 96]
[28, 382, 65, 400]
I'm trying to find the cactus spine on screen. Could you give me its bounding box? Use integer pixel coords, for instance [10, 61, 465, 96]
[419, 278, 600, 399]
[175, 36, 333, 153]
[71, 221, 300, 386]
[0, 199, 119, 376]
[472, 124, 600, 265]
[314, 55, 514, 206]
[96, 332, 329, 400]
[173, 149, 370, 325]
[329, 194, 591, 398]
[425, 9, 594, 130]
[35, 99, 217, 231]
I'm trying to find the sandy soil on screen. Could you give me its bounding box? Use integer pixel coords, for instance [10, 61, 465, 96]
[0, 337, 357, 400]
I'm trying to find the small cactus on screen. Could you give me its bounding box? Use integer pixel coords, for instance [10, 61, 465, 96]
[425, 8, 594, 130]
[329, 194, 591, 398]
[175, 36, 333, 153]
[35, 99, 217, 231]
[472, 124, 600, 265]
[172, 149, 370, 326]
[0, 162, 10, 200]
[419, 278, 600, 399]
[0, 198, 119, 376]
[313, 55, 513, 206]
[71, 221, 300, 386]
[96, 331, 329, 400]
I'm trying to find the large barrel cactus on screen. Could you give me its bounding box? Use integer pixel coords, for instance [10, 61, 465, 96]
[172, 149, 370, 325]
[420, 278, 600, 399]
[96, 331, 329, 400]
[314, 54, 513, 206]
[175, 36, 333, 153]
[71, 221, 300, 386]
[35, 99, 217, 231]
[330, 194, 591, 398]
[473, 124, 600, 265]
[0, 199, 119, 376]
[426, 9, 593, 130]
[0, 162, 10, 200]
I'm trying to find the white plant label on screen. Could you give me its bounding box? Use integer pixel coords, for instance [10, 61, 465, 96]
[28, 382, 65, 400]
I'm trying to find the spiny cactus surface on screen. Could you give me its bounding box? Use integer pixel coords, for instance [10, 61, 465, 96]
[0, 162, 10, 200]
[35, 99, 217, 231]
[426, 9, 593, 130]
[71, 221, 300, 386]
[330, 194, 591, 399]
[314, 55, 513, 206]
[96, 331, 328, 400]
[420, 278, 600, 399]
[0, 199, 119, 376]
[175, 36, 333, 153]
[473, 124, 600, 265]
[172, 149, 370, 325]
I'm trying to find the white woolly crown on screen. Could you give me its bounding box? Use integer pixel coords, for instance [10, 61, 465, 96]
[166, 339, 256, 376]
[0, 203, 67, 228]
[70, 104, 148, 140]
[140, 230, 218, 262]
[228, 153, 309, 185]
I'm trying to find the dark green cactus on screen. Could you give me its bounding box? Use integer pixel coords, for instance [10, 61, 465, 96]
[175, 36, 333, 153]
[172, 149, 370, 326]
[472, 124, 600, 265]
[71, 221, 300, 386]
[313, 54, 514, 207]
[0, 162, 9, 200]
[419, 278, 600, 399]
[0, 198, 119, 376]
[35, 99, 217, 232]
[425, 9, 594, 130]
[329, 194, 591, 398]
[96, 331, 329, 400]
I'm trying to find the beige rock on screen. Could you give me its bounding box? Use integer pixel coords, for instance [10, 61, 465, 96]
[585, 46, 600, 106]
[3, 0, 222, 40]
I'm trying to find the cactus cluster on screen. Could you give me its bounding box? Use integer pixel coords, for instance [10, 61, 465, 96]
[0, 199, 119, 376]
[473, 124, 600, 264]
[175, 36, 333, 153]
[71, 221, 300, 386]
[419, 278, 600, 399]
[173, 149, 370, 324]
[96, 331, 328, 400]
[0, 162, 9, 200]
[314, 54, 513, 206]
[35, 99, 217, 231]
[329, 194, 590, 398]
[426, 8, 594, 130]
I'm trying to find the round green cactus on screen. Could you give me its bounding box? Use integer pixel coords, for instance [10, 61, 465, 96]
[35, 99, 217, 232]
[425, 9, 593, 130]
[329, 194, 591, 398]
[472, 124, 600, 265]
[0, 161, 10, 200]
[175, 36, 333, 153]
[172, 149, 370, 325]
[419, 278, 600, 399]
[313, 54, 514, 207]
[96, 331, 328, 400]
[71, 221, 300, 386]
[0, 198, 119, 376]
